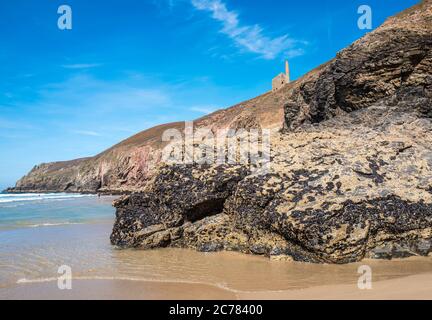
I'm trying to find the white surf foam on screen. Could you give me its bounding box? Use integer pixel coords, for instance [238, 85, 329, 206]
[15, 276, 241, 293]
[28, 222, 84, 228]
[0, 193, 96, 203]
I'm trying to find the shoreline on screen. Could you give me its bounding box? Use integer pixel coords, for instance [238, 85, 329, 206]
[3, 272, 432, 300]
[1, 278, 237, 300]
[2, 199, 432, 300]
[2, 189, 129, 196]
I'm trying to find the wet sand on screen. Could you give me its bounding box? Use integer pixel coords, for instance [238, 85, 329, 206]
[3, 273, 432, 300]
[1, 211, 432, 300]
[1, 279, 236, 300]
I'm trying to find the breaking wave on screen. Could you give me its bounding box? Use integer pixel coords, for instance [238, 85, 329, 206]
[0, 193, 95, 204]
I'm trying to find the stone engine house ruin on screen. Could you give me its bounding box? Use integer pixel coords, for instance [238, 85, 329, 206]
[272, 60, 290, 92]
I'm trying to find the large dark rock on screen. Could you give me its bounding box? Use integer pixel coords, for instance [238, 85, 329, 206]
[110, 2, 432, 263]
[111, 106, 432, 263]
[110, 164, 250, 247]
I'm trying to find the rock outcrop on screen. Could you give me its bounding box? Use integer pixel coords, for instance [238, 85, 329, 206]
[111, 1, 432, 263]
[283, 0, 432, 129]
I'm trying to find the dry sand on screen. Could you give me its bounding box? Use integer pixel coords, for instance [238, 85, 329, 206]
[239, 273, 432, 300]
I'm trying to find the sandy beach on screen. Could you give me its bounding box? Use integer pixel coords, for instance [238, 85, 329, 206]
[239, 273, 432, 300]
[2, 272, 432, 300]
[1, 196, 432, 300]
[1, 279, 236, 300]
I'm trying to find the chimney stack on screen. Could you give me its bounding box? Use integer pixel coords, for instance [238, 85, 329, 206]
[285, 60, 290, 83]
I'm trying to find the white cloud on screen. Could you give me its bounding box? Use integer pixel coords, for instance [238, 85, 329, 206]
[190, 0, 304, 59]
[0, 117, 35, 130]
[62, 63, 102, 69]
[72, 130, 102, 137]
[189, 106, 219, 114]
[7, 74, 175, 138]
[36, 74, 172, 113]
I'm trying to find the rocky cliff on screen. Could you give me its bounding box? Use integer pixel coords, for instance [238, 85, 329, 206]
[110, 1, 432, 263]
[7, 90, 285, 193]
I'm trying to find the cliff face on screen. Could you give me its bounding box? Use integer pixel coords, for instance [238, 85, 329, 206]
[111, 1, 432, 263]
[8, 90, 286, 193]
[284, 0, 432, 129]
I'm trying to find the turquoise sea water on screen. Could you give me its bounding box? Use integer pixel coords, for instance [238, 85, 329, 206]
[0, 194, 117, 289]
[0, 193, 114, 230]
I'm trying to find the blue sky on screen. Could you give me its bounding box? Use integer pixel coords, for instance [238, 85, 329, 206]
[0, 0, 419, 189]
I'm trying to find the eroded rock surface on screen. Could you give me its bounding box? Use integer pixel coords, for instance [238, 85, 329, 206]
[111, 107, 432, 263]
[111, 1, 432, 263]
